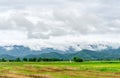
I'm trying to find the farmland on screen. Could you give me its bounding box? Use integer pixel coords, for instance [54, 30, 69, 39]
[0, 61, 120, 78]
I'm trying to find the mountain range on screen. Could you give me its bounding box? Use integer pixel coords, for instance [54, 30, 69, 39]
[0, 44, 120, 60]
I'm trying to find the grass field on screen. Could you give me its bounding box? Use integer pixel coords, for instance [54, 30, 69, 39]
[0, 61, 120, 78]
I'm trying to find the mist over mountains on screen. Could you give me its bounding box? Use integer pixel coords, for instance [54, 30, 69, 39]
[0, 43, 120, 60]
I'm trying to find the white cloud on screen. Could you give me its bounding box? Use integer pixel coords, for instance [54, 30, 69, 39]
[0, 0, 120, 50]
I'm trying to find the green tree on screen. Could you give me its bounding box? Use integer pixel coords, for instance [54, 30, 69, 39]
[16, 58, 21, 62]
[28, 58, 37, 62]
[23, 58, 28, 62]
[42, 58, 49, 61]
[73, 57, 83, 62]
[37, 57, 42, 62]
[1, 58, 6, 62]
[32, 58, 37, 62]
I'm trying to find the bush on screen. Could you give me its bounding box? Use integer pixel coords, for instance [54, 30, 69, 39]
[73, 57, 83, 62]
[16, 58, 21, 62]
[1, 58, 7, 62]
[23, 58, 28, 62]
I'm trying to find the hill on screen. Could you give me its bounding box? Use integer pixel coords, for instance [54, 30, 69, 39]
[0, 45, 120, 60]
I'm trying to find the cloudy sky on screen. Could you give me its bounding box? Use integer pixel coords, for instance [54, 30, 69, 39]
[0, 0, 120, 50]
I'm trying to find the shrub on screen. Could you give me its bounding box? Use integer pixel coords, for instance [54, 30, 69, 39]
[16, 58, 21, 62]
[73, 57, 83, 62]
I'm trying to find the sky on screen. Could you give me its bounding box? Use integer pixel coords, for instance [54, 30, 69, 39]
[0, 0, 120, 50]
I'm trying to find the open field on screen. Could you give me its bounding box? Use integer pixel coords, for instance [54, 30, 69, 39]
[0, 61, 120, 78]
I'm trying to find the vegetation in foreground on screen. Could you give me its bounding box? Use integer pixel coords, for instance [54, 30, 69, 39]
[0, 61, 120, 78]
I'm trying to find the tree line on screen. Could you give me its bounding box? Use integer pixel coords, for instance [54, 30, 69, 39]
[0, 57, 63, 62]
[0, 57, 84, 62]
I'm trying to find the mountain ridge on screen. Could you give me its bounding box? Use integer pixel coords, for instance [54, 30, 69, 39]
[0, 45, 120, 60]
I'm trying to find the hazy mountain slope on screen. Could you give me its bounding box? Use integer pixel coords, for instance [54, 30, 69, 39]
[0, 45, 120, 60]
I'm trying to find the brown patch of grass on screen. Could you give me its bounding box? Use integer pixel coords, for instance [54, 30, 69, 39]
[0, 76, 13, 78]
[64, 70, 120, 78]
[39, 67, 77, 73]
[15, 66, 75, 73]
[40, 67, 63, 72]
[5, 72, 30, 78]
[28, 74, 52, 78]
[0, 69, 10, 74]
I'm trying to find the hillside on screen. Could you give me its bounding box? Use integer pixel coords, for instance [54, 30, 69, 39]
[0, 45, 120, 60]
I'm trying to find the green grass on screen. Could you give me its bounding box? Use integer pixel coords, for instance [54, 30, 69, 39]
[0, 61, 120, 78]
